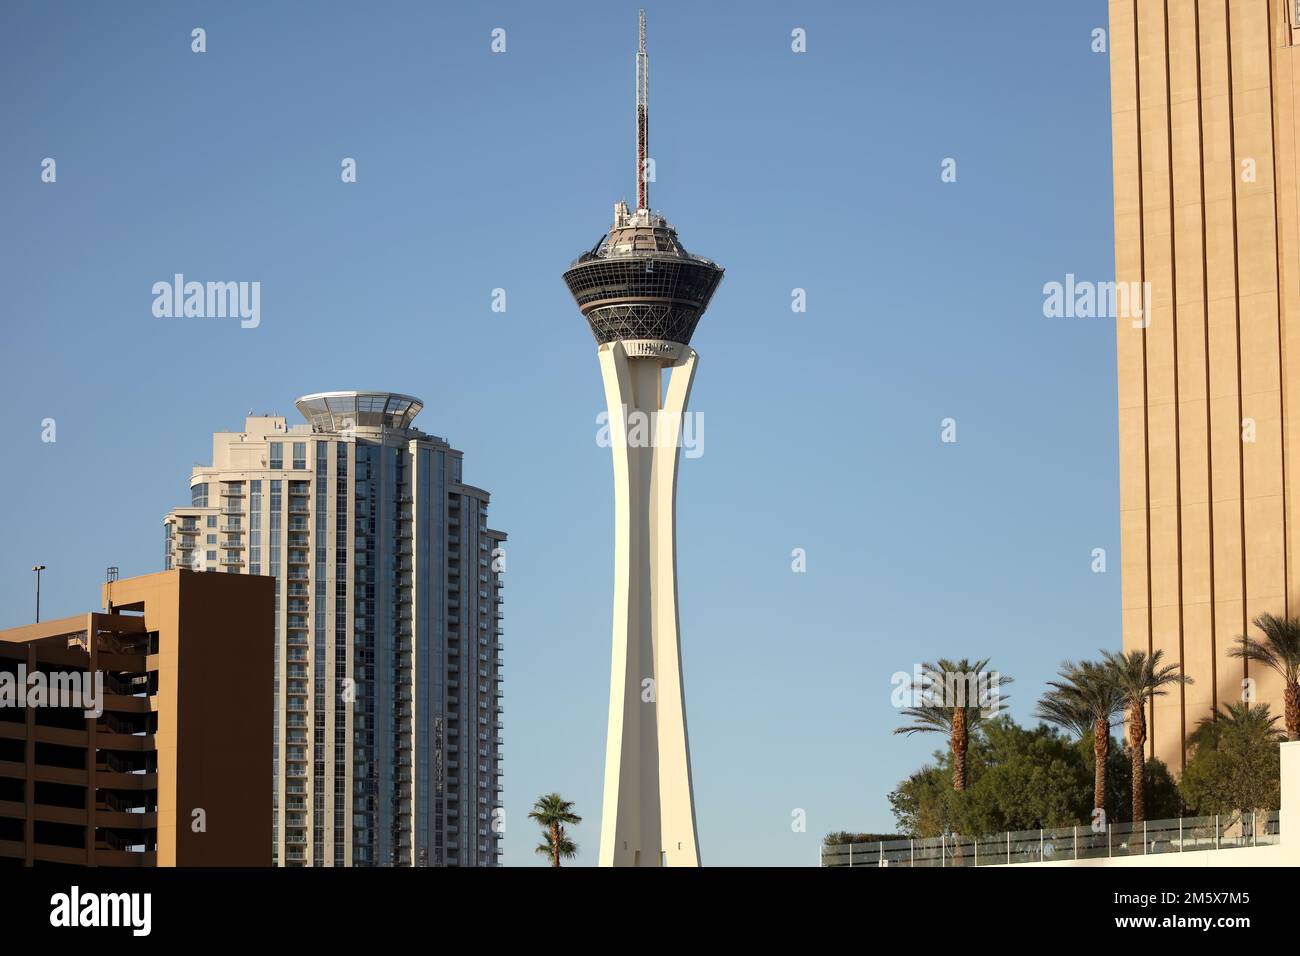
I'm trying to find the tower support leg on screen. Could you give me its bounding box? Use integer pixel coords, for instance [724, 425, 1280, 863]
[596, 340, 701, 867]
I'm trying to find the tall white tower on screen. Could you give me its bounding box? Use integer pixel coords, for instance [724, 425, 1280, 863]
[562, 11, 724, 867]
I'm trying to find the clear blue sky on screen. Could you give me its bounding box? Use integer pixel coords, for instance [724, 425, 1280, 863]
[0, 1, 1118, 865]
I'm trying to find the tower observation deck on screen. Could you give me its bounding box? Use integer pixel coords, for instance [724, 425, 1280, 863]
[562, 6, 723, 354]
[564, 206, 724, 348]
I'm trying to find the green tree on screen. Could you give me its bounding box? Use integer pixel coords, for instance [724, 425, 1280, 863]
[1035, 659, 1125, 818]
[888, 717, 1180, 838]
[528, 793, 581, 867]
[1230, 613, 1300, 740]
[1101, 649, 1191, 822]
[1104, 740, 1181, 823]
[1179, 701, 1283, 816]
[889, 718, 1088, 837]
[893, 659, 1013, 791]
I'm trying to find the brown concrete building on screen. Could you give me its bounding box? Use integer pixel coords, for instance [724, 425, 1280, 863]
[0, 569, 273, 866]
[1109, 0, 1300, 771]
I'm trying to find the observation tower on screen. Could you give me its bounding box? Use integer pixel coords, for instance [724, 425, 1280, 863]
[562, 10, 724, 867]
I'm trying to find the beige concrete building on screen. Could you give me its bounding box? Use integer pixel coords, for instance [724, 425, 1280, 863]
[1109, 0, 1300, 771]
[162, 392, 505, 866]
[0, 569, 273, 867]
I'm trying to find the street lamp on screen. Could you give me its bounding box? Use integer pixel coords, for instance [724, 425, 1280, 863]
[32, 565, 46, 623]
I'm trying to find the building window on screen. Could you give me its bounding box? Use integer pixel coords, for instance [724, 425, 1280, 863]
[270, 442, 284, 470]
[207, 515, 217, 528]
[293, 442, 307, 470]
[207, 551, 217, 562]
[191, 483, 208, 507]
[207, 534, 216, 545]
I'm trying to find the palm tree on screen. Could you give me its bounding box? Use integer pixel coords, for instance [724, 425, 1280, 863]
[1230, 612, 1300, 741]
[1036, 659, 1124, 816]
[535, 830, 578, 864]
[893, 658, 1012, 791]
[1182, 701, 1285, 817]
[1188, 699, 1284, 751]
[1101, 649, 1191, 822]
[528, 793, 581, 867]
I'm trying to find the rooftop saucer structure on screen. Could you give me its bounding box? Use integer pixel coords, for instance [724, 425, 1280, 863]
[295, 391, 424, 434]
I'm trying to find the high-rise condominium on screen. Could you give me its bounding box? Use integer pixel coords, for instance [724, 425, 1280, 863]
[163, 391, 506, 866]
[1109, 0, 1300, 770]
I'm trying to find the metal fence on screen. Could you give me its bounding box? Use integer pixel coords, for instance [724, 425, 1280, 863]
[821, 811, 1281, 867]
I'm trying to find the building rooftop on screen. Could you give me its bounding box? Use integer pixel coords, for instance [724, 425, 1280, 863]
[295, 391, 423, 433]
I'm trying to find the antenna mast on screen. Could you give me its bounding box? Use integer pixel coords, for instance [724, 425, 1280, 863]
[636, 9, 649, 211]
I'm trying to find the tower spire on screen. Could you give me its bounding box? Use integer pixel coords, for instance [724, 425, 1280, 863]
[636, 9, 649, 212]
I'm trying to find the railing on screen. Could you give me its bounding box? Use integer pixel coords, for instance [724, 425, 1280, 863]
[821, 811, 1281, 867]
[103, 672, 150, 697]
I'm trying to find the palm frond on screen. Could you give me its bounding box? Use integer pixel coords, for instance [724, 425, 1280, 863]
[1230, 613, 1300, 683]
[1036, 659, 1124, 738]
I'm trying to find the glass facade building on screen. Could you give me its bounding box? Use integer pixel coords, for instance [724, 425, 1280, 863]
[163, 392, 506, 866]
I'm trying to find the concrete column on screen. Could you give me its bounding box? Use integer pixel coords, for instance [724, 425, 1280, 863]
[596, 340, 701, 867]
